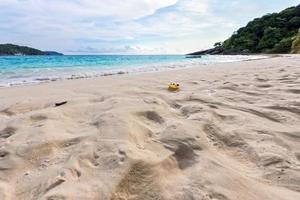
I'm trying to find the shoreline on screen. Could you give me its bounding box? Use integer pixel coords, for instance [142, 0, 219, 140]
[0, 54, 270, 89]
[0, 54, 268, 88]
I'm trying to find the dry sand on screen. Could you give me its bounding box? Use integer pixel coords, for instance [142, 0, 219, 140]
[0, 55, 300, 200]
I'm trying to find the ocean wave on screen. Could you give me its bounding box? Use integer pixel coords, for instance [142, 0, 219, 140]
[0, 55, 267, 87]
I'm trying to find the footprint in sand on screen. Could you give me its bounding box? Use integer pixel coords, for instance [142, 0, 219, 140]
[0, 126, 16, 139]
[30, 114, 48, 122]
[118, 149, 127, 164]
[285, 89, 300, 94]
[0, 108, 14, 116]
[180, 104, 204, 118]
[255, 77, 269, 82]
[0, 150, 9, 158]
[137, 111, 165, 124]
[256, 84, 273, 88]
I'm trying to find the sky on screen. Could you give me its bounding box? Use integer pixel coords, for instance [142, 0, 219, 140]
[0, 0, 299, 55]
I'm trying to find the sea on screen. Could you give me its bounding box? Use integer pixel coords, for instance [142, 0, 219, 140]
[0, 55, 265, 87]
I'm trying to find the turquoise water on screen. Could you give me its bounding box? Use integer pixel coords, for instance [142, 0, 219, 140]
[0, 55, 264, 86]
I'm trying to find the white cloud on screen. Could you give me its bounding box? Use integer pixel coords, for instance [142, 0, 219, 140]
[1, 0, 298, 54]
[1, 0, 178, 21]
[0, 0, 235, 54]
[177, 0, 209, 14]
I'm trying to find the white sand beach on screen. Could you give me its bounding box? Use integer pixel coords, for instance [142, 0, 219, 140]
[1, 55, 300, 200]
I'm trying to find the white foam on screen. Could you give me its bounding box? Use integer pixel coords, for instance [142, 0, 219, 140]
[0, 55, 268, 87]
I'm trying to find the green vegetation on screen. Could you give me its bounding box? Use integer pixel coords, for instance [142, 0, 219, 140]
[291, 29, 300, 53]
[0, 44, 63, 56]
[222, 4, 300, 54]
[0, 44, 46, 55]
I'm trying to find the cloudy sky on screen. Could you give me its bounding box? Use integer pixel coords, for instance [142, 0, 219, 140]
[0, 0, 298, 54]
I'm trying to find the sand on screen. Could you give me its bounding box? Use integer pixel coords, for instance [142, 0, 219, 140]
[0, 55, 300, 200]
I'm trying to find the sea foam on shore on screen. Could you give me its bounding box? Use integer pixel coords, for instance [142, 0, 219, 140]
[0, 55, 266, 87]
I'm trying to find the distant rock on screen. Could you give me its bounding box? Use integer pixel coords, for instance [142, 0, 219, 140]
[187, 47, 251, 56]
[187, 47, 225, 56]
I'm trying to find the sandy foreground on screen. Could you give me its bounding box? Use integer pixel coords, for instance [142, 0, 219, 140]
[0, 55, 300, 200]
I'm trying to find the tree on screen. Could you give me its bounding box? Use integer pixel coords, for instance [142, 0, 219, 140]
[257, 27, 282, 51]
[214, 42, 222, 48]
[220, 4, 300, 54]
[291, 29, 300, 53]
[271, 37, 293, 53]
[288, 16, 300, 29]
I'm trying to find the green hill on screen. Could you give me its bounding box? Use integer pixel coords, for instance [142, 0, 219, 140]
[188, 4, 300, 55]
[0, 44, 63, 56]
[222, 4, 300, 54]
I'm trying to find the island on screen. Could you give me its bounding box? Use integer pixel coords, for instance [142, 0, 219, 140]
[188, 4, 300, 55]
[0, 44, 63, 56]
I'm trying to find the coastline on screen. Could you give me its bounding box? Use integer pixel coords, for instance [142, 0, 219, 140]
[1, 55, 300, 199]
[0, 54, 267, 88]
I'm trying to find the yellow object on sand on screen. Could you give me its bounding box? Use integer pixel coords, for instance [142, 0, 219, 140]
[168, 83, 180, 91]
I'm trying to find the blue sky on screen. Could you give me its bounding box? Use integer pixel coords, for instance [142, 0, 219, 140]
[0, 0, 299, 54]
